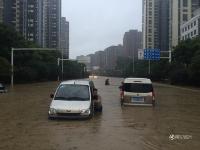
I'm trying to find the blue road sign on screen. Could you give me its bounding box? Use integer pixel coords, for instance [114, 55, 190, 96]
[144, 48, 160, 60]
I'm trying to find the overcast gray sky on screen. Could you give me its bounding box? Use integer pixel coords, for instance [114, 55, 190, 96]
[62, 0, 142, 58]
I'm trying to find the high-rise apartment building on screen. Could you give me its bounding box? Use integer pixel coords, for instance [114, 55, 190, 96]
[3, 0, 22, 32]
[180, 8, 200, 41]
[123, 30, 142, 59]
[46, 0, 61, 49]
[22, 0, 39, 42]
[0, 0, 3, 23]
[61, 17, 69, 58]
[169, 0, 200, 49]
[143, 0, 200, 52]
[143, 0, 169, 51]
[143, 0, 159, 50]
[3, 0, 62, 49]
[105, 45, 123, 70]
[159, 0, 170, 52]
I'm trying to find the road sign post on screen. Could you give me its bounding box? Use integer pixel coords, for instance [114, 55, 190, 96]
[144, 49, 161, 75]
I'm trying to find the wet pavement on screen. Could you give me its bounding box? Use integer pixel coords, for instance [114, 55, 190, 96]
[0, 77, 200, 150]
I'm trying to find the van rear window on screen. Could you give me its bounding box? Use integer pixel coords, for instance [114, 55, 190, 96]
[124, 83, 153, 93]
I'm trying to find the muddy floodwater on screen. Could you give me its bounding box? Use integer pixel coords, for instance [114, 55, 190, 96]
[0, 77, 200, 150]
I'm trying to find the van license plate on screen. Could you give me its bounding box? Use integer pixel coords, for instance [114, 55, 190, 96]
[132, 97, 144, 103]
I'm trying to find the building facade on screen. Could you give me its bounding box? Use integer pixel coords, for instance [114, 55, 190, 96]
[45, 0, 61, 49]
[88, 45, 123, 71]
[104, 45, 123, 70]
[0, 0, 3, 23]
[22, 0, 39, 42]
[123, 30, 142, 59]
[180, 9, 200, 40]
[142, 0, 159, 50]
[143, 0, 200, 52]
[159, 0, 170, 51]
[2, 0, 62, 49]
[3, 0, 22, 32]
[143, 0, 170, 51]
[61, 17, 69, 58]
[169, 0, 200, 49]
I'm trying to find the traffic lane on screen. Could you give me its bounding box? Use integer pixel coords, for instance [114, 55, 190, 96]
[92, 77, 200, 150]
[0, 78, 199, 150]
[0, 82, 60, 150]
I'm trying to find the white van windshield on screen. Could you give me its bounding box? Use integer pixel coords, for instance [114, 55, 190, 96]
[124, 83, 153, 93]
[54, 84, 90, 101]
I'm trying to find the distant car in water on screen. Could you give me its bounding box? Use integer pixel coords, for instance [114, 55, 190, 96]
[120, 78, 155, 107]
[48, 79, 97, 119]
[0, 83, 7, 93]
[89, 75, 98, 79]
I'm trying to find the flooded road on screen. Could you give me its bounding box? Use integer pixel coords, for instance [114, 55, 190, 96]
[0, 77, 200, 150]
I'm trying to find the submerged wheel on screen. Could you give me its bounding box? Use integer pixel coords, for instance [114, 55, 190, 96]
[98, 106, 103, 112]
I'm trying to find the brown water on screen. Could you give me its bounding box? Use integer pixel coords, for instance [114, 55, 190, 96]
[0, 77, 200, 150]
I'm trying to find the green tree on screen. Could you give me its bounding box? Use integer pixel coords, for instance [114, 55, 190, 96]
[0, 57, 11, 82]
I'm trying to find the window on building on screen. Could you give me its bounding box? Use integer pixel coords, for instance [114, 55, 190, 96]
[194, 21, 196, 26]
[194, 30, 196, 35]
[183, 0, 188, 7]
[149, 29, 152, 33]
[183, 14, 188, 21]
[183, 9, 188, 12]
[148, 38, 152, 42]
[185, 27, 187, 31]
[191, 31, 193, 36]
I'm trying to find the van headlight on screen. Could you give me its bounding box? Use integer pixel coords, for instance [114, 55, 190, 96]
[81, 109, 90, 115]
[49, 108, 56, 115]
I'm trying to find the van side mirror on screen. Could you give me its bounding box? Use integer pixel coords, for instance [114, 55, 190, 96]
[50, 94, 54, 98]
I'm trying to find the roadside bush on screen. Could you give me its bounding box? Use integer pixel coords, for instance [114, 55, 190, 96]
[169, 65, 189, 85]
[0, 57, 11, 83]
[189, 51, 200, 85]
[15, 67, 38, 83]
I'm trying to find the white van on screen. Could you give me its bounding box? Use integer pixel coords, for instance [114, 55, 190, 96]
[48, 80, 95, 119]
[121, 78, 155, 106]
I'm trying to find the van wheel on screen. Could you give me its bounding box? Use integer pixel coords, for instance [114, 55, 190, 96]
[98, 106, 103, 112]
[89, 103, 94, 119]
